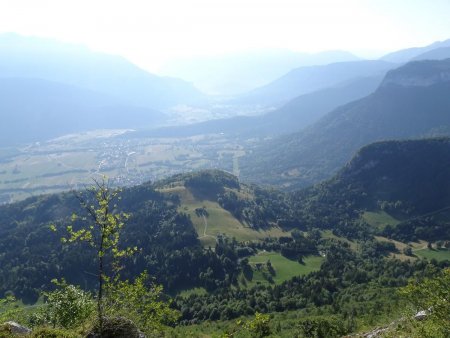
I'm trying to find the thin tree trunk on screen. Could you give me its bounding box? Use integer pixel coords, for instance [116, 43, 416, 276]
[98, 233, 104, 334]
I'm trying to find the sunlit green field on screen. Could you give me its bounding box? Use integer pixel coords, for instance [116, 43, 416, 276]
[160, 185, 291, 247]
[414, 248, 450, 261]
[243, 252, 324, 287]
[362, 211, 400, 230]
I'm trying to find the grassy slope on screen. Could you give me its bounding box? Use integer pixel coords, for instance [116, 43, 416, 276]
[160, 185, 290, 247]
[362, 211, 400, 230]
[374, 235, 450, 262]
[414, 247, 450, 261]
[363, 211, 450, 261]
[243, 252, 324, 287]
[321, 230, 358, 251]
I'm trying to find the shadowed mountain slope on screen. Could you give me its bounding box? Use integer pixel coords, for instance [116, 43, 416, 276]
[240, 59, 450, 189]
[0, 77, 165, 145]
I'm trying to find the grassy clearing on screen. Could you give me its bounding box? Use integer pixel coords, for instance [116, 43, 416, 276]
[374, 236, 449, 261]
[374, 236, 416, 261]
[160, 186, 291, 246]
[375, 236, 409, 250]
[175, 253, 324, 297]
[414, 247, 450, 261]
[362, 211, 400, 230]
[243, 252, 324, 287]
[321, 230, 358, 251]
[177, 287, 208, 298]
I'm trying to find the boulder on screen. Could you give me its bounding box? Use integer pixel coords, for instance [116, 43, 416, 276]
[414, 310, 427, 321]
[2, 321, 32, 335]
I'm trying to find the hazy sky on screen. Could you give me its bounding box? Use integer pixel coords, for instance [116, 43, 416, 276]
[1, 0, 449, 72]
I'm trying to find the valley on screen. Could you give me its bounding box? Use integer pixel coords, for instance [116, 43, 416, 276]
[1, 28, 450, 338]
[0, 131, 252, 204]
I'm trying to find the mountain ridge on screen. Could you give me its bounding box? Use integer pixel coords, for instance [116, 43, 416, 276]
[290, 138, 450, 241]
[234, 60, 395, 107]
[380, 38, 450, 63]
[0, 33, 206, 110]
[240, 58, 450, 188]
[160, 49, 361, 95]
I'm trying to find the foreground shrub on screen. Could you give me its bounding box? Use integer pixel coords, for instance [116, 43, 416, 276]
[105, 272, 180, 335]
[0, 296, 27, 324]
[30, 279, 95, 329]
[87, 316, 142, 338]
[398, 268, 450, 338]
[296, 316, 349, 338]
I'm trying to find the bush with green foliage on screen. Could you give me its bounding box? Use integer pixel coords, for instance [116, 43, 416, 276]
[30, 279, 95, 329]
[88, 316, 142, 338]
[0, 296, 26, 324]
[243, 312, 271, 338]
[105, 272, 180, 335]
[221, 312, 272, 338]
[296, 316, 349, 338]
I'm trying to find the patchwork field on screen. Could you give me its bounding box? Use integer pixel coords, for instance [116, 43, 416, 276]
[0, 131, 250, 204]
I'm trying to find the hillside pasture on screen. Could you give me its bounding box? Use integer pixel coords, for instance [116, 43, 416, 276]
[242, 251, 324, 287]
[362, 211, 400, 230]
[160, 185, 291, 246]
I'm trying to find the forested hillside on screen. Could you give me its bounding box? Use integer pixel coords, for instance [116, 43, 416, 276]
[290, 138, 450, 241]
[2, 139, 450, 305]
[1, 139, 450, 336]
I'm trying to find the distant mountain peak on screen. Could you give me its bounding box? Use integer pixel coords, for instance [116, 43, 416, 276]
[380, 58, 450, 88]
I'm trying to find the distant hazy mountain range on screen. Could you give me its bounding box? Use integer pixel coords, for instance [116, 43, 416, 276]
[380, 38, 450, 63]
[228, 38, 450, 108]
[234, 60, 395, 107]
[160, 49, 361, 95]
[0, 33, 205, 109]
[142, 38, 450, 141]
[2, 33, 450, 149]
[0, 33, 207, 144]
[240, 58, 450, 189]
[412, 46, 450, 61]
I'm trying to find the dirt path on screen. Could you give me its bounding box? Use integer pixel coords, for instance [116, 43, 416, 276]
[198, 215, 217, 240]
